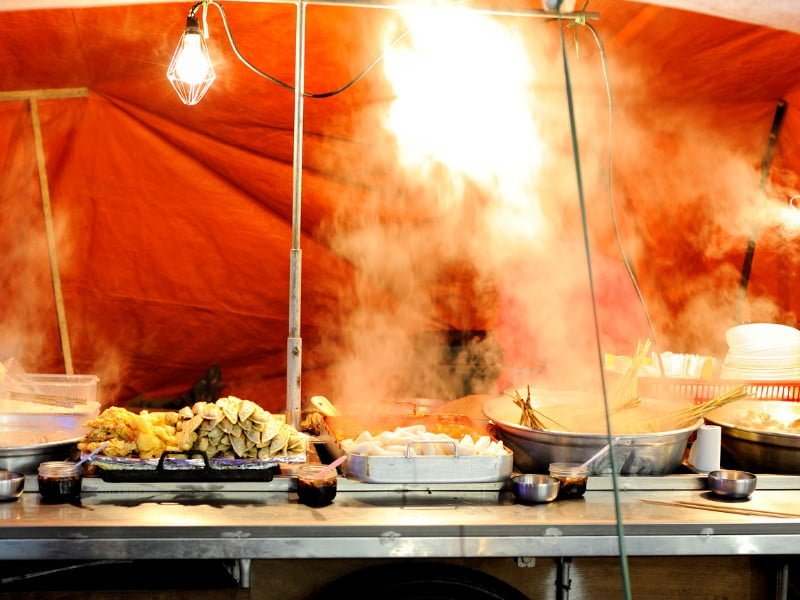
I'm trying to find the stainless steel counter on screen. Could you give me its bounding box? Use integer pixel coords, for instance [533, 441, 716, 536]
[1, 474, 799, 561]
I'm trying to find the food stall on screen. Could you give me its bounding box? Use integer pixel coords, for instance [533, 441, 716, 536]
[1, 0, 800, 598]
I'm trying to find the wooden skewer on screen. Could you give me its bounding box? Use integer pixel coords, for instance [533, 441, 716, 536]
[640, 498, 800, 519]
[8, 391, 84, 408]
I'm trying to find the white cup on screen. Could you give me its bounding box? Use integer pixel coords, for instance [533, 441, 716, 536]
[688, 425, 721, 472]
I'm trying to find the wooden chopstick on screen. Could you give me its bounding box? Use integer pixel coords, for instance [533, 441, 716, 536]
[640, 498, 800, 519]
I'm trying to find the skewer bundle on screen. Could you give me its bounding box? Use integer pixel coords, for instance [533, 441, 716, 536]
[609, 339, 652, 413]
[507, 386, 571, 432]
[632, 385, 749, 432]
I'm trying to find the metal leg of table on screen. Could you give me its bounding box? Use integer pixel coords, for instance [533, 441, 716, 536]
[775, 560, 789, 600]
[555, 557, 572, 600]
[224, 558, 251, 588]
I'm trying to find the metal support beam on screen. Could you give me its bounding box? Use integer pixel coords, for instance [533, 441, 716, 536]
[286, 0, 307, 430]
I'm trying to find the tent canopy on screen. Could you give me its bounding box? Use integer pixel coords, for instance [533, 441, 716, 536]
[1, 0, 798, 412]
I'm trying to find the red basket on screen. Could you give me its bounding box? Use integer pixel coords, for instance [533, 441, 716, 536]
[638, 377, 800, 404]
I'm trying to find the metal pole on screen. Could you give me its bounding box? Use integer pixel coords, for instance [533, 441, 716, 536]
[775, 560, 789, 600]
[286, 0, 306, 430]
[734, 99, 787, 323]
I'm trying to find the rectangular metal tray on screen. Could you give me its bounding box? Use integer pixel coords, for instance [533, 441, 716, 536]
[92, 451, 283, 483]
[344, 448, 514, 484]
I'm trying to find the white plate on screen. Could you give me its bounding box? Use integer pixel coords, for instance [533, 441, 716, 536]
[726, 323, 800, 349]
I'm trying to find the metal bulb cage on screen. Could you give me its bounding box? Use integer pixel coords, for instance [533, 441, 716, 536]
[167, 16, 216, 105]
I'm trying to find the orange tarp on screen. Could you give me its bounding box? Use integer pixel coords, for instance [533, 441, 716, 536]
[0, 2, 798, 411]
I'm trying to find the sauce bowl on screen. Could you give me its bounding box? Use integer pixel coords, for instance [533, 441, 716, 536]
[511, 474, 560, 504]
[0, 470, 25, 501]
[708, 469, 757, 499]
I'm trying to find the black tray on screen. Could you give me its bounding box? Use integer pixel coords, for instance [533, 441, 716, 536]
[95, 451, 281, 483]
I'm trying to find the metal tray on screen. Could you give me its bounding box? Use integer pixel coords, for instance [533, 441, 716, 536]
[92, 451, 284, 483]
[344, 442, 514, 484]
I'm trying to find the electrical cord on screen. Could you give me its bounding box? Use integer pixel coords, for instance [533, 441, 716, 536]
[584, 21, 664, 376]
[188, 0, 410, 99]
[557, 20, 633, 600]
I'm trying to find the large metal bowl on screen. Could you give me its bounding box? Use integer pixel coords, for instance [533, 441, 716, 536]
[0, 439, 80, 475]
[0, 412, 85, 474]
[704, 400, 800, 474]
[482, 393, 702, 475]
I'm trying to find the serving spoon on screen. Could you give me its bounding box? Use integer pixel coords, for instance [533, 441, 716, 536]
[75, 441, 110, 469]
[309, 454, 347, 480]
[578, 437, 621, 471]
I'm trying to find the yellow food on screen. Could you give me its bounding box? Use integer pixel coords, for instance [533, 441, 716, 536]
[79, 396, 308, 460]
[79, 407, 180, 459]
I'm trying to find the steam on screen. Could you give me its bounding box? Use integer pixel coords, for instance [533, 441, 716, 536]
[315, 9, 797, 418]
[317, 9, 625, 415]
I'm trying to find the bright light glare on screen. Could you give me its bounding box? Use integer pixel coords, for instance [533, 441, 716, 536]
[779, 195, 800, 235]
[383, 7, 546, 236]
[174, 34, 212, 84]
[167, 30, 216, 105]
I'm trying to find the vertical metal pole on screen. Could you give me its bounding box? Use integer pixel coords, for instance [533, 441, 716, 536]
[286, 0, 306, 430]
[734, 99, 787, 323]
[29, 97, 74, 375]
[554, 557, 572, 600]
[775, 560, 789, 600]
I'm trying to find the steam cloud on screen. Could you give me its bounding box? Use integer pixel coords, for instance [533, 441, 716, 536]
[313, 10, 797, 420]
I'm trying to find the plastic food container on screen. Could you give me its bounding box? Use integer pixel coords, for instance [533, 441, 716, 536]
[1, 374, 101, 465]
[549, 462, 589, 500]
[37, 461, 82, 503]
[296, 464, 337, 507]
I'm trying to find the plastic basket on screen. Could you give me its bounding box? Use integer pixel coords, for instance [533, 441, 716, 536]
[638, 376, 800, 404]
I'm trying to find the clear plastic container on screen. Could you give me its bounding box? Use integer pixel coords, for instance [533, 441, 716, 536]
[1, 374, 100, 449]
[37, 461, 82, 502]
[549, 462, 589, 500]
[296, 464, 337, 507]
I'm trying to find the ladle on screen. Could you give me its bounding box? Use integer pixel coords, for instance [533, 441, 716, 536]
[310, 454, 347, 480]
[578, 437, 621, 471]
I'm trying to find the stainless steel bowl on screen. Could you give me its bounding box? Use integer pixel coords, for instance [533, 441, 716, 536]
[483, 394, 701, 475]
[0, 470, 25, 501]
[0, 438, 80, 475]
[708, 469, 757, 499]
[705, 400, 800, 474]
[512, 474, 560, 503]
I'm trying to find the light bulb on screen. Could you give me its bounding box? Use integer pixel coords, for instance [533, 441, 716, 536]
[167, 15, 216, 105]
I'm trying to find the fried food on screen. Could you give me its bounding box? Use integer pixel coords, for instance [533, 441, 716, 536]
[186, 396, 307, 459]
[79, 407, 180, 459]
[80, 396, 308, 460]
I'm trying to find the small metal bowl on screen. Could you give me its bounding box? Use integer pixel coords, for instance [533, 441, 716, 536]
[708, 469, 757, 499]
[512, 474, 560, 504]
[0, 470, 25, 502]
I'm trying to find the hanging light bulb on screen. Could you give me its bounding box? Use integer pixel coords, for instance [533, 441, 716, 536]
[167, 15, 216, 105]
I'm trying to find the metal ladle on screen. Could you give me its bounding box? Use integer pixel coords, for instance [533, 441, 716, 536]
[578, 437, 621, 472]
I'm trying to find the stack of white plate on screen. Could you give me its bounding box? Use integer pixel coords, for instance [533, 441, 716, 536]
[720, 323, 800, 381]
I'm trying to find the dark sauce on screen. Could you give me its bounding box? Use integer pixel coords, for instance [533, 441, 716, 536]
[555, 476, 587, 500]
[297, 478, 337, 507]
[38, 475, 82, 502]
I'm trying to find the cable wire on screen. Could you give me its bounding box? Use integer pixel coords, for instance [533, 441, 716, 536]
[558, 21, 633, 600]
[584, 22, 664, 376]
[190, 0, 409, 99]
